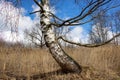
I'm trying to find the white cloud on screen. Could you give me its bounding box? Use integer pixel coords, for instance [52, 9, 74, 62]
[65, 26, 89, 43]
[32, 4, 40, 20]
[0, 1, 89, 44]
[0, 0, 20, 31]
[92, 23, 115, 40]
[18, 16, 33, 31]
[1, 31, 24, 42]
[0, 1, 35, 43]
[32, 4, 40, 12]
[107, 31, 114, 39]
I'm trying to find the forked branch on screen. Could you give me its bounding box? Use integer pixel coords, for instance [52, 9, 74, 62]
[57, 0, 111, 27]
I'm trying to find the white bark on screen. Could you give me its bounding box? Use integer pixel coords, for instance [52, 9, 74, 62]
[40, 0, 82, 73]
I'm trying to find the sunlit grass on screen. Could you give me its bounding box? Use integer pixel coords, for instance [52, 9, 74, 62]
[0, 45, 120, 80]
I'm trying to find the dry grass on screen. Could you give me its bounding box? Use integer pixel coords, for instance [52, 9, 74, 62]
[0, 45, 120, 80]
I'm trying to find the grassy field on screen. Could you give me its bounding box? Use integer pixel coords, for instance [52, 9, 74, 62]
[0, 45, 120, 80]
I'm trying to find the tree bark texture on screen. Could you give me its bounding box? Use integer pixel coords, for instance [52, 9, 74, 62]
[40, 0, 82, 73]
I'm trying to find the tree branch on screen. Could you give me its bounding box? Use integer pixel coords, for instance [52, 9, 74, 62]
[57, 33, 120, 47]
[49, 12, 64, 22]
[57, 0, 111, 27]
[33, 0, 43, 11]
[29, 10, 41, 14]
[70, 0, 111, 23]
[61, 16, 96, 26]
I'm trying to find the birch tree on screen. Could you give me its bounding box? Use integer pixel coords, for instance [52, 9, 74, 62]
[113, 10, 120, 45]
[89, 10, 110, 44]
[24, 23, 45, 48]
[5, 0, 120, 73]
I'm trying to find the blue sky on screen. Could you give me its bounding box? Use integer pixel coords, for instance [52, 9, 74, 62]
[21, 0, 91, 33]
[19, 0, 90, 43]
[21, 0, 81, 19]
[21, 0, 35, 19]
[0, 0, 120, 43]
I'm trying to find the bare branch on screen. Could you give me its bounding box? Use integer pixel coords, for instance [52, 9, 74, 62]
[29, 38, 45, 47]
[29, 10, 41, 14]
[49, 12, 64, 22]
[61, 16, 96, 26]
[70, 0, 111, 23]
[33, 0, 43, 11]
[103, 4, 120, 12]
[51, 15, 97, 27]
[67, 0, 98, 23]
[57, 0, 112, 27]
[57, 33, 120, 47]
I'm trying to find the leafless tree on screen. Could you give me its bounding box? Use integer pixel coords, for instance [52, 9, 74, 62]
[24, 23, 45, 48]
[112, 10, 120, 45]
[89, 10, 110, 44]
[0, 0, 20, 43]
[5, 0, 120, 73]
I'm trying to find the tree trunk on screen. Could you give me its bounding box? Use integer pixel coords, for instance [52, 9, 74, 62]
[40, 0, 82, 73]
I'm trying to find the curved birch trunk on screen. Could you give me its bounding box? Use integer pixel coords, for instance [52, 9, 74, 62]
[40, 0, 82, 73]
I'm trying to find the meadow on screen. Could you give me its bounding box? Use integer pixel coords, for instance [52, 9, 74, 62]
[0, 44, 120, 80]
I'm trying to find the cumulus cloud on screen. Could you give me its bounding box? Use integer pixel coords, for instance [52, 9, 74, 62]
[0, 0, 34, 42]
[65, 26, 89, 43]
[0, 0, 19, 31]
[0, 0, 89, 44]
[18, 16, 33, 31]
[1, 31, 24, 42]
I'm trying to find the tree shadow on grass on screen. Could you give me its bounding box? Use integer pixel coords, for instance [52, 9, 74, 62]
[5, 69, 67, 80]
[30, 69, 67, 80]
